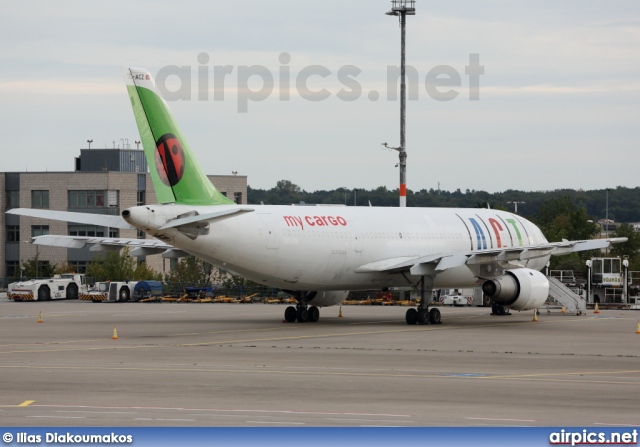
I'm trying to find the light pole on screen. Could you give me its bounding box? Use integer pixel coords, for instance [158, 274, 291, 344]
[386, 0, 415, 207]
[605, 188, 610, 239]
[605, 188, 611, 254]
[87, 139, 93, 149]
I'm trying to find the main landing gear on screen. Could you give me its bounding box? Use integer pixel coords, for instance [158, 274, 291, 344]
[402, 273, 442, 326]
[405, 307, 441, 325]
[491, 302, 511, 316]
[284, 292, 320, 323]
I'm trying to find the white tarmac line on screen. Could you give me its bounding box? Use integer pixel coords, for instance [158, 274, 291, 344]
[247, 421, 305, 425]
[466, 417, 536, 422]
[324, 418, 414, 423]
[593, 423, 638, 427]
[26, 416, 86, 419]
[53, 410, 138, 415]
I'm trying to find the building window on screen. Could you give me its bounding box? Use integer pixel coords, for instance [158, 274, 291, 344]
[109, 228, 119, 238]
[137, 229, 145, 239]
[69, 225, 105, 237]
[6, 191, 19, 210]
[221, 192, 227, 197]
[32, 225, 50, 237]
[6, 261, 20, 279]
[7, 226, 19, 242]
[32, 190, 49, 209]
[108, 190, 119, 207]
[234, 192, 242, 204]
[68, 261, 88, 274]
[69, 191, 106, 208]
[137, 191, 145, 206]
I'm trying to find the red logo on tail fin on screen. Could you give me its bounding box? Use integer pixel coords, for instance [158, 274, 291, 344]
[155, 133, 185, 187]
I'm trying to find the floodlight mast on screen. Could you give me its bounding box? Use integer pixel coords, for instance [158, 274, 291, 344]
[386, 0, 415, 207]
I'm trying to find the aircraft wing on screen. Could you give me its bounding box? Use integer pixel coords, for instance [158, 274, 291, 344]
[355, 237, 628, 274]
[31, 235, 187, 258]
[7, 208, 134, 230]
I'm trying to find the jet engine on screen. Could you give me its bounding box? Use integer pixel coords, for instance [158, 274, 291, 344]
[306, 290, 350, 307]
[482, 268, 549, 311]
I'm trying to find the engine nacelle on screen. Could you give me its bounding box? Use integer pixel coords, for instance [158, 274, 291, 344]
[307, 290, 350, 307]
[482, 269, 549, 311]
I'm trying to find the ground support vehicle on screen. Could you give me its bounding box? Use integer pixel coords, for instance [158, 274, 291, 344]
[133, 281, 163, 301]
[86, 281, 138, 303]
[8, 274, 88, 301]
[439, 288, 491, 307]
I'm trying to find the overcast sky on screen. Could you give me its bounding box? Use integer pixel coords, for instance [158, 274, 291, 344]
[1, 1, 639, 194]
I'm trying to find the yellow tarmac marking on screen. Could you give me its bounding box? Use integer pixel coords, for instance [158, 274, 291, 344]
[0, 339, 107, 348]
[18, 400, 35, 407]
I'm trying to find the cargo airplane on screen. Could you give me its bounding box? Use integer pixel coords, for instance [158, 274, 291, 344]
[8, 68, 626, 325]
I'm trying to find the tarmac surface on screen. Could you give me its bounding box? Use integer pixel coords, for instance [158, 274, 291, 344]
[0, 296, 639, 427]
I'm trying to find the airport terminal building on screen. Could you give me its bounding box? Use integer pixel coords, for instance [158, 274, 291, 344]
[1, 148, 247, 280]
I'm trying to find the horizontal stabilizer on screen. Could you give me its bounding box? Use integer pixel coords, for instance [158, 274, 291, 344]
[159, 207, 255, 230]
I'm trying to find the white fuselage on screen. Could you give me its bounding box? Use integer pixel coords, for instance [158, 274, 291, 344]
[124, 204, 549, 291]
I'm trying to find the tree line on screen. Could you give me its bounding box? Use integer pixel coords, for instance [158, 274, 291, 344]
[248, 181, 640, 223]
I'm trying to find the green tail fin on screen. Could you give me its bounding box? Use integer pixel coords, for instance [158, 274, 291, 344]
[125, 67, 233, 206]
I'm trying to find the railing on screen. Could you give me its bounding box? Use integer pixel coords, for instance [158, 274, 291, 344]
[391, 0, 416, 10]
[549, 270, 576, 283]
[547, 277, 586, 315]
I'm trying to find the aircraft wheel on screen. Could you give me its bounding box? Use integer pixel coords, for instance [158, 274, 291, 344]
[38, 286, 51, 301]
[429, 308, 441, 324]
[308, 306, 320, 323]
[119, 287, 130, 302]
[417, 308, 429, 325]
[405, 308, 418, 325]
[296, 307, 308, 323]
[284, 306, 297, 323]
[66, 284, 78, 300]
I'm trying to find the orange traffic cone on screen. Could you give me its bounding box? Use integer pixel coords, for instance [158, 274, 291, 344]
[635, 321, 640, 334]
[37, 311, 43, 323]
[338, 306, 343, 318]
[532, 309, 538, 322]
[594, 303, 600, 314]
[561, 306, 566, 314]
[112, 326, 118, 340]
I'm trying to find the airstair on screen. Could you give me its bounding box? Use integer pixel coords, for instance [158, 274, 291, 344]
[546, 277, 587, 315]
